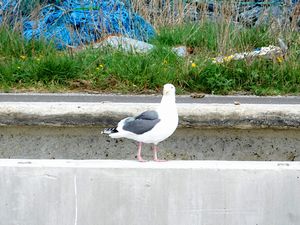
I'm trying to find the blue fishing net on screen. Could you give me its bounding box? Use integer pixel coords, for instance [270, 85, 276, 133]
[1, 0, 156, 49]
[1, 0, 298, 48]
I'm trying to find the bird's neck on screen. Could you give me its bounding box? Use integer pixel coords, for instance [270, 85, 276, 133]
[158, 94, 176, 113]
[160, 94, 175, 105]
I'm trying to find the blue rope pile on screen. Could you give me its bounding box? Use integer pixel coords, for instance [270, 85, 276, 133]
[1, 0, 156, 49]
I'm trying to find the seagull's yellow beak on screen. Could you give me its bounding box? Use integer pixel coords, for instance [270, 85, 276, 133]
[163, 89, 169, 95]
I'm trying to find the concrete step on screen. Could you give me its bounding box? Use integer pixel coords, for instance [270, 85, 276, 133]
[0, 159, 299, 225]
[0, 97, 299, 160]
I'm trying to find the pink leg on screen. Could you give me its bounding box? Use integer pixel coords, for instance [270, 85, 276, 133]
[153, 145, 167, 162]
[137, 142, 146, 162]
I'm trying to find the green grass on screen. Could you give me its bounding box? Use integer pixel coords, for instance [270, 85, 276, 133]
[0, 22, 299, 95]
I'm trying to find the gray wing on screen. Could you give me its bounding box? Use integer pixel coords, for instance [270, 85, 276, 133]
[123, 110, 160, 135]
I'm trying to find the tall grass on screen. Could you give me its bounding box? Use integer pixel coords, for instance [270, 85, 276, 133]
[0, 0, 299, 94]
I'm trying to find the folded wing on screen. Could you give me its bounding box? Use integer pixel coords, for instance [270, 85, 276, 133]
[123, 110, 160, 135]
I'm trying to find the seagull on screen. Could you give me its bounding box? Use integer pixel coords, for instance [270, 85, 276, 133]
[102, 83, 178, 162]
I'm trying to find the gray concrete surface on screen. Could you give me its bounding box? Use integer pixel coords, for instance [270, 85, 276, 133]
[0, 159, 300, 225]
[0, 102, 299, 129]
[0, 93, 299, 104]
[0, 102, 299, 160]
[0, 126, 299, 160]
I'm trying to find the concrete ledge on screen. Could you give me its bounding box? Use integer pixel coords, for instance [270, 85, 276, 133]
[0, 102, 299, 129]
[0, 102, 299, 160]
[1, 159, 300, 225]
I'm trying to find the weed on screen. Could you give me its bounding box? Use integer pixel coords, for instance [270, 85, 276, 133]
[0, 1, 299, 95]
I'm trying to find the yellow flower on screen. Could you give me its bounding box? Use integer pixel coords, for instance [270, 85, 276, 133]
[276, 56, 284, 63]
[223, 55, 234, 62]
[191, 62, 196, 68]
[163, 60, 168, 65]
[96, 64, 104, 70]
[33, 55, 43, 61]
[20, 55, 26, 60]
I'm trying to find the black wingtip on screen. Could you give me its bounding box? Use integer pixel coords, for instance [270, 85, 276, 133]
[101, 127, 118, 134]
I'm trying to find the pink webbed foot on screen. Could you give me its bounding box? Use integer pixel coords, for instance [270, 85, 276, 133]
[153, 145, 167, 162]
[137, 157, 147, 162]
[153, 158, 167, 162]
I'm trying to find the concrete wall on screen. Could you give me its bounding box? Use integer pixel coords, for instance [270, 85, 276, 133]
[0, 102, 299, 160]
[0, 126, 299, 160]
[0, 159, 300, 225]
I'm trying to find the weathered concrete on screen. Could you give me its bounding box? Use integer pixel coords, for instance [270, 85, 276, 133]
[0, 126, 299, 160]
[0, 102, 299, 160]
[0, 159, 300, 225]
[0, 102, 299, 129]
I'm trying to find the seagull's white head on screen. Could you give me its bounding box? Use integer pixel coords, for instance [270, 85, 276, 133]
[163, 83, 176, 96]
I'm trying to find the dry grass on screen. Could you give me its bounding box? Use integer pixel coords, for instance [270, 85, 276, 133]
[131, 0, 299, 53]
[0, 0, 299, 95]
